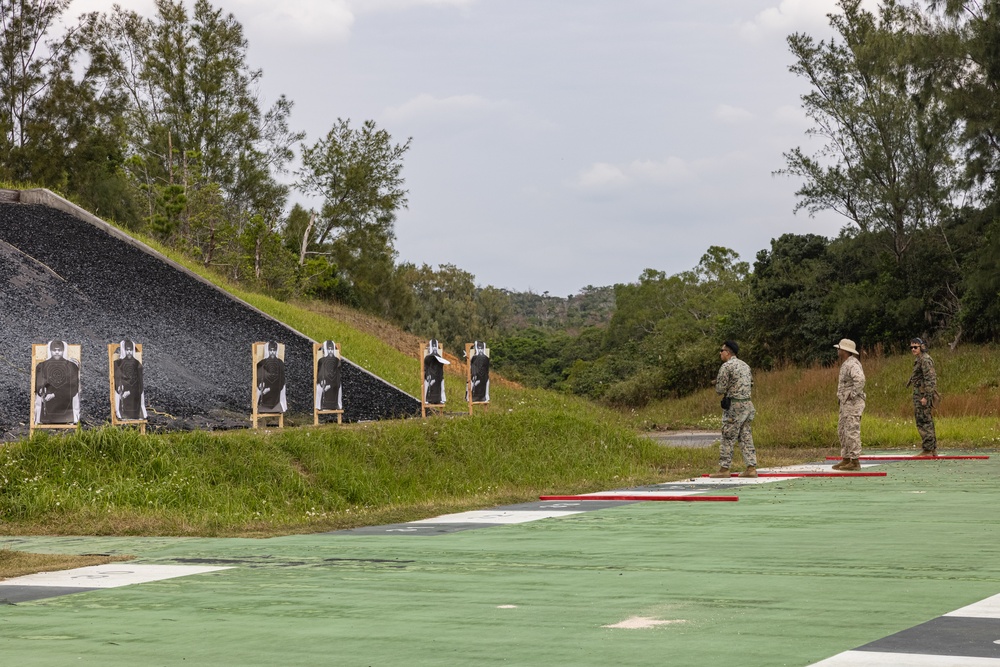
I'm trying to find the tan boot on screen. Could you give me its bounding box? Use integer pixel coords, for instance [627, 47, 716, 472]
[840, 458, 861, 471]
[708, 467, 731, 478]
[739, 466, 757, 478]
[831, 458, 850, 470]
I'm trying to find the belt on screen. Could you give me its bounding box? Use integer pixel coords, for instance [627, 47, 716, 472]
[729, 397, 751, 402]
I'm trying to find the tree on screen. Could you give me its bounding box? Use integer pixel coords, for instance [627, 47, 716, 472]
[747, 234, 838, 366]
[0, 0, 74, 154]
[779, 0, 962, 263]
[295, 118, 412, 315]
[86, 0, 302, 229]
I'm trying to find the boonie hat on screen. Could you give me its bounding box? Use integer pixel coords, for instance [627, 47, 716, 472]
[833, 338, 859, 356]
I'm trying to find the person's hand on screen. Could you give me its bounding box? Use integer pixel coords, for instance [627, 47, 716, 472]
[43, 393, 55, 402]
[920, 397, 927, 406]
[122, 390, 131, 398]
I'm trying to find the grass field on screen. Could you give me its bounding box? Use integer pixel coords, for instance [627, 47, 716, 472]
[633, 344, 1000, 449]
[3, 190, 998, 546]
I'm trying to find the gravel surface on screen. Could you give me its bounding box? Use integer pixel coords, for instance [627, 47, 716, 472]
[0, 202, 420, 438]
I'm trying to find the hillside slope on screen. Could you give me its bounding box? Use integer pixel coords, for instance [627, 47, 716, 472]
[0, 191, 420, 438]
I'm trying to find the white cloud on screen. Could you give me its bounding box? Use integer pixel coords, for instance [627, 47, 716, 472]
[714, 104, 754, 124]
[70, 0, 476, 43]
[229, 0, 355, 40]
[773, 104, 809, 126]
[351, 0, 478, 12]
[382, 93, 554, 133]
[384, 93, 498, 122]
[575, 163, 630, 190]
[737, 0, 879, 42]
[572, 157, 692, 192]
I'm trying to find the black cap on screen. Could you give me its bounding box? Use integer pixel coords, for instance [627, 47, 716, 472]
[723, 340, 739, 356]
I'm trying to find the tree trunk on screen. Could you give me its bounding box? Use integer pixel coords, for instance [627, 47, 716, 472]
[299, 212, 315, 267]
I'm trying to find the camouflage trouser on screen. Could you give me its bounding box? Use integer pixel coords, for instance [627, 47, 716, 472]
[913, 395, 936, 451]
[719, 401, 757, 468]
[837, 411, 862, 459]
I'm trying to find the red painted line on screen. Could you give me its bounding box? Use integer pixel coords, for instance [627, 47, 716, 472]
[700, 472, 886, 478]
[539, 495, 739, 502]
[824, 456, 989, 461]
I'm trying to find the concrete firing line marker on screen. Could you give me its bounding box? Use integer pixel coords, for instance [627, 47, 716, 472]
[700, 472, 887, 478]
[539, 495, 738, 502]
[825, 455, 989, 460]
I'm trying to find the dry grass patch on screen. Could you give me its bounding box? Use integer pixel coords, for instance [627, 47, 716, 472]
[0, 549, 132, 580]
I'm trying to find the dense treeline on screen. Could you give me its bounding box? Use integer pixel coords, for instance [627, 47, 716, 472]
[493, 0, 1000, 403]
[3, 0, 1000, 406]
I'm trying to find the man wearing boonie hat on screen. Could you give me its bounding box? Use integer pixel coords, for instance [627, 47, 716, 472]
[709, 340, 758, 478]
[832, 338, 865, 471]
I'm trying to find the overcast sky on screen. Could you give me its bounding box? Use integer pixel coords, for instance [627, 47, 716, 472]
[73, 0, 863, 295]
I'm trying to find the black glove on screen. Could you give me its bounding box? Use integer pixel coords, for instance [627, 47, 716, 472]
[720, 397, 731, 410]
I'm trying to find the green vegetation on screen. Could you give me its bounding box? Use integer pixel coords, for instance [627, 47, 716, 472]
[0, 388, 708, 537]
[633, 344, 1000, 449]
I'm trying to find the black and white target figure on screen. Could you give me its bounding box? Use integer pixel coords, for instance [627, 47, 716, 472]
[255, 341, 287, 414]
[467, 341, 490, 403]
[315, 340, 342, 411]
[423, 339, 450, 405]
[113, 339, 147, 420]
[33, 340, 81, 425]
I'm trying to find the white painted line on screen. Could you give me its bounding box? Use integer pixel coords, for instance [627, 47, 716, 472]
[411, 510, 582, 525]
[946, 594, 1000, 619]
[0, 564, 232, 589]
[578, 490, 701, 497]
[810, 651, 1000, 666]
[677, 477, 783, 485]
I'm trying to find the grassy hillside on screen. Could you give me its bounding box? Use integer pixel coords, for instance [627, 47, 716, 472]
[1, 196, 996, 539]
[633, 345, 1000, 449]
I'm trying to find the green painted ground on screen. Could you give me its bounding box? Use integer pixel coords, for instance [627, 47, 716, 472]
[1, 455, 998, 666]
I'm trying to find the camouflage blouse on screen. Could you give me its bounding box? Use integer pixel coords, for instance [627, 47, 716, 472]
[909, 352, 937, 398]
[716, 357, 752, 400]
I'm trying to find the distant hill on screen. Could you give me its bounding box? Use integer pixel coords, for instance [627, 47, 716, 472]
[505, 285, 615, 332]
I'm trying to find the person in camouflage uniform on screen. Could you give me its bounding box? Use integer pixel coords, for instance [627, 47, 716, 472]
[832, 339, 866, 471]
[710, 340, 758, 478]
[907, 337, 938, 455]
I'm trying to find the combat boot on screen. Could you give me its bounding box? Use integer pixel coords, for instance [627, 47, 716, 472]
[831, 458, 850, 470]
[920, 449, 938, 457]
[840, 458, 861, 471]
[739, 466, 757, 478]
[708, 467, 731, 478]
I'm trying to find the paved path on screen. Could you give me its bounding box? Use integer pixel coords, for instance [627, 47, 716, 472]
[0, 453, 997, 666]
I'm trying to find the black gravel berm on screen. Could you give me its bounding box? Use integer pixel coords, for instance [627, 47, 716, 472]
[0, 199, 420, 439]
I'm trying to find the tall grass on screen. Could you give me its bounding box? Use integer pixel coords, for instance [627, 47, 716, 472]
[0, 388, 726, 536]
[632, 345, 1000, 448]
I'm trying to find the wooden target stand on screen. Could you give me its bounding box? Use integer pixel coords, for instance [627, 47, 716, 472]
[108, 343, 147, 434]
[465, 343, 490, 415]
[313, 342, 343, 426]
[29, 343, 81, 437]
[420, 342, 446, 418]
[252, 342, 284, 429]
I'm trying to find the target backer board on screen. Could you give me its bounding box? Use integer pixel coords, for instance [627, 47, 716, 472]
[252, 342, 286, 429]
[29, 342, 82, 436]
[108, 342, 147, 433]
[313, 341, 343, 425]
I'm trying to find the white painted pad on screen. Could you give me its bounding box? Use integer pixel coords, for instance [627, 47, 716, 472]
[0, 564, 232, 589]
[412, 510, 582, 525]
[946, 594, 1000, 619]
[678, 476, 783, 485]
[579, 490, 700, 497]
[810, 651, 1000, 666]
